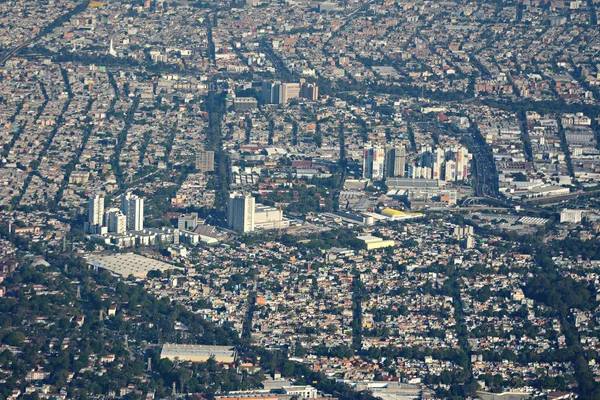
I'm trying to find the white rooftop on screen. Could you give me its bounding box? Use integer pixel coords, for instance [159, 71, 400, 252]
[88, 252, 173, 278]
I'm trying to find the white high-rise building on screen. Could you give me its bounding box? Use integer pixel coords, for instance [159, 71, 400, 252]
[88, 194, 104, 226]
[105, 208, 127, 234]
[85, 194, 105, 234]
[363, 145, 385, 179]
[121, 193, 144, 231]
[228, 192, 255, 233]
[445, 160, 457, 182]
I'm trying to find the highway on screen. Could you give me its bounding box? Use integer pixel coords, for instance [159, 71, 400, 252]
[0, 40, 33, 65]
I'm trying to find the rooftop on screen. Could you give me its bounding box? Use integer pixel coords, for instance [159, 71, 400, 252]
[88, 253, 174, 278]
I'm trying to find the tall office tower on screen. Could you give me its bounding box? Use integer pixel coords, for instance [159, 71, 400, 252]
[228, 193, 255, 233]
[262, 81, 281, 104]
[195, 151, 215, 172]
[105, 208, 127, 234]
[85, 194, 105, 234]
[278, 83, 288, 104]
[432, 148, 445, 179]
[445, 160, 457, 182]
[88, 194, 104, 226]
[300, 82, 319, 101]
[420, 145, 433, 168]
[262, 81, 273, 104]
[121, 193, 144, 231]
[456, 147, 470, 181]
[363, 145, 386, 179]
[385, 146, 406, 177]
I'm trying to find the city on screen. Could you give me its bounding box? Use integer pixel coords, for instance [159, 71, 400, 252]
[1, 0, 600, 399]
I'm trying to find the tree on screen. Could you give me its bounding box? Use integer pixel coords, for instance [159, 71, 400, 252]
[2, 331, 25, 346]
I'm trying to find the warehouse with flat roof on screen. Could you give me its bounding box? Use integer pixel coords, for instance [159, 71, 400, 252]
[160, 344, 236, 363]
[88, 253, 173, 278]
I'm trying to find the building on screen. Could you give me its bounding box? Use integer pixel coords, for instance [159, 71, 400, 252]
[228, 192, 255, 232]
[254, 205, 288, 230]
[385, 146, 406, 177]
[88, 194, 104, 226]
[234, 97, 258, 111]
[195, 151, 215, 172]
[178, 213, 199, 231]
[263, 81, 309, 104]
[363, 145, 385, 179]
[121, 193, 144, 231]
[300, 81, 319, 101]
[283, 82, 300, 101]
[85, 194, 105, 234]
[454, 225, 474, 238]
[283, 386, 318, 399]
[465, 235, 475, 249]
[432, 148, 445, 180]
[88, 253, 173, 278]
[105, 208, 127, 234]
[160, 344, 236, 363]
[560, 209, 583, 223]
[357, 235, 395, 250]
[379, 208, 424, 221]
[444, 160, 457, 182]
[262, 81, 281, 104]
[319, 2, 341, 12]
[456, 147, 469, 181]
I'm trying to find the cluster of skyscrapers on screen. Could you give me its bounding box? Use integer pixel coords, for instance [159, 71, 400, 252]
[363, 146, 405, 180]
[363, 144, 471, 182]
[262, 80, 319, 104]
[85, 193, 144, 235]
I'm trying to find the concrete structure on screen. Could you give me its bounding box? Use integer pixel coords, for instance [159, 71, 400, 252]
[160, 344, 236, 363]
[121, 193, 144, 231]
[386, 146, 406, 177]
[262, 81, 281, 104]
[233, 97, 258, 111]
[254, 205, 288, 230]
[300, 81, 318, 101]
[195, 151, 215, 172]
[228, 192, 255, 232]
[85, 194, 105, 234]
[363, 145, 385, 179]
[88, 253, 173, 278]
[560, 209, 583, 223]
[105, 208, 127, 234]
[282, 386, 318, 398]
[453, 225, 474, 238]
[357, 235, 395, 250]
[379, 208, 424, 221]
[178, 213, 199, 231]
[89, 194, 104, 225]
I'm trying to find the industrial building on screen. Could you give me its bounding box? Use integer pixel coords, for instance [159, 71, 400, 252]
[357, 235, 395, 250]
[379, 208, 424, 221]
